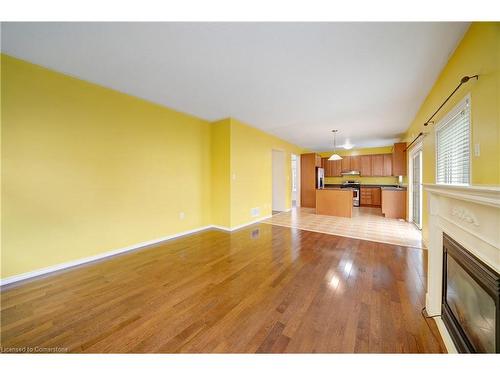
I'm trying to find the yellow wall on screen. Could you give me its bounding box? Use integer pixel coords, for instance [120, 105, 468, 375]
[1, 55, 304, 278]
[319, 146, 399, 185]
[1, 54, 212, 278]
[402, 22, 500, 243]
[210, 119, 231, 228]
[229, 119, 303, 228]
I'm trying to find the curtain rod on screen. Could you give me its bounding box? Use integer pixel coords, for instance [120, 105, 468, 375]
[404, 132, 424, 152]
[424, 75, 479, 127]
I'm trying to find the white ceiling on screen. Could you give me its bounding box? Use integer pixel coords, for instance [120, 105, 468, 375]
[1, 22, 469, 150]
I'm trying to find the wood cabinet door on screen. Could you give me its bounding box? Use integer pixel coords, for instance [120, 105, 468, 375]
[315, 154, 322, 168]
[350, 155, 361, 172]
[360, 188, 372, 205]
[341, 156, 351, 172]
[371, 188, 381, 206]
[383, 154, 392, 176]
[321, 157, 328, 175]
[321, 158, 332, 177]
[360, 155, 372, 176]
[371, 155, 384, 176]
[392, 143, 407, 176]
[332, 159, 342, 176]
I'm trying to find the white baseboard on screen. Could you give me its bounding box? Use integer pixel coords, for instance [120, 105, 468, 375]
[0, 216, 271, 287]
[211, 215, 272, 232]
[0, 225, 212, 287]
[229, 215, 272, 231]
[433, 316, 458, 353]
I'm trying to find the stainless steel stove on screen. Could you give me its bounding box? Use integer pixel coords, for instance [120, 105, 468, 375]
[341, 180, 360, 207]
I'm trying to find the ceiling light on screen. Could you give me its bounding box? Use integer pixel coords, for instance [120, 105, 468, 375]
[328, 130, 343, 161]
[343, 143, 354, 150]
[329, 154, 343, 161]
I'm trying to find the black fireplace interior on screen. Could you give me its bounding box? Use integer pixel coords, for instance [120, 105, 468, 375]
[442, 233, 500, 353]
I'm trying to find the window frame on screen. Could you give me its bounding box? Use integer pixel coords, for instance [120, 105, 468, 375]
[434, 93, 472, 186]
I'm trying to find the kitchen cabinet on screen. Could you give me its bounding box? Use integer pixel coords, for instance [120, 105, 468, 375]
[360, 187, 381, 207]
[381, 189, 406, 219]
[316, 189, 353, 218]
[315, 154, 322, 168]
[350, 155, 361, 172]
[341, 156, 351, 172]
[301, 153, 321, 208]
[321, 158, 341, 177]
[383, 154, 393, 176]
[332, 159, 342, 176]
[371, 188, 381, 206]
[392, 142, 407, 176]
[321, 158, 327, 174]
[360, 188, 372, 205]
[360, 155, 372, 176]
[371, 155, 384, 176]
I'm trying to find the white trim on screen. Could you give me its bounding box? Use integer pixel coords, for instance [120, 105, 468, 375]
[424, 183, 500, 208]
[408, 140, 423, 228]
[433, 316, 458, 353]
[213, 215, 273, 232]
[0, 216, 273, 286]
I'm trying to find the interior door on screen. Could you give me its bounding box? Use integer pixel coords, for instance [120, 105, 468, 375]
[411, 150, 422, 228]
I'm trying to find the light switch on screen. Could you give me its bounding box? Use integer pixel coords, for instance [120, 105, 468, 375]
[474, 143, 480, 157]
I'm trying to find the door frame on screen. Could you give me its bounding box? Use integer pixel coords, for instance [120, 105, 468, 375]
[291, 153, 300, 208]
[408, 141, 423, 229]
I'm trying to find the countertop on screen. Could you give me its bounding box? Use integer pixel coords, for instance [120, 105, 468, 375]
[325, 183, 406, 190]
[380, 186, 407, 191]
[318, 187, 354, 191]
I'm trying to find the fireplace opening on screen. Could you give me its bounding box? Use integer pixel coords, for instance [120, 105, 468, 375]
[442, 233, 500, 353]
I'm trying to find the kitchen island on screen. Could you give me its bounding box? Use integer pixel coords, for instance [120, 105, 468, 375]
[315, 188, 353, 218]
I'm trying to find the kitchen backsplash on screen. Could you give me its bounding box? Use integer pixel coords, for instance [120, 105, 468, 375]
[325, 176, 399, 185]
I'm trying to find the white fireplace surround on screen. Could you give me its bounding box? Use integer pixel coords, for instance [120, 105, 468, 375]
[424, 183, 500, 353]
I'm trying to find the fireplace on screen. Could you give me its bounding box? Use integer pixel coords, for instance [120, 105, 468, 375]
[442, 233, 500, 353]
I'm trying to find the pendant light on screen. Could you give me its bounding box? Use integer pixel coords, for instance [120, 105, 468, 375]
[328, 130, 343, 161]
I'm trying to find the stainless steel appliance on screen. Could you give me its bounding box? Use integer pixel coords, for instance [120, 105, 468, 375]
[341, 180, 360, 207]
[316, 167, 325, 189]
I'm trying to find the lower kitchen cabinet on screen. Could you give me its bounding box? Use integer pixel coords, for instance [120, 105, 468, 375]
[381, 189, 406, 219]
[360, 187, 381, 207]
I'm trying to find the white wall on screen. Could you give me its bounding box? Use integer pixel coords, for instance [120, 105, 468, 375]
[272, 150, 286, 211]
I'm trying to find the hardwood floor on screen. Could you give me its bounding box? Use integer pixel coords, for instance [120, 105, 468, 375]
[0, 224, 445, 353]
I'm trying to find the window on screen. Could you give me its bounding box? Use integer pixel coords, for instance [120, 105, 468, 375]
[436, 95, 471, 185]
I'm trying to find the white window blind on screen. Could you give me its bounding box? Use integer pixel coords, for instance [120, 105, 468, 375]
[436, 96, 471, 185]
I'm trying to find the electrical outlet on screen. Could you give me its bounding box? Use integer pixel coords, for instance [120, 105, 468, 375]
[179, 212, 185, 220]
[474, 143, 480, 157]
[250, 207, 260, 217]
[232, 173, 237, 180]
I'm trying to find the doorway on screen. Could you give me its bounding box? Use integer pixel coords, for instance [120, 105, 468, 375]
[272, 150, 287, 212]
[291, 154, 299, 207]
[409, 145, 423, 229]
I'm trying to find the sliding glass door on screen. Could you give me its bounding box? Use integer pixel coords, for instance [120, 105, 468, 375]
[411, 148, 423, 229]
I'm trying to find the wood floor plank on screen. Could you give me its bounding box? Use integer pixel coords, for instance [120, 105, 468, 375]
[0, 224, 446, 353]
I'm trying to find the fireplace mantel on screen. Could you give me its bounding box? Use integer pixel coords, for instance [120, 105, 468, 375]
[424, 183, 500, 352]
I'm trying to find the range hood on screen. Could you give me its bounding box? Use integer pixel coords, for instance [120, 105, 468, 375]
[341, 170, 361, 176]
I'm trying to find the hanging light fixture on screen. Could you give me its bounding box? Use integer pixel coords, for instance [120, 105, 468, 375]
[328, 130, 343, 161]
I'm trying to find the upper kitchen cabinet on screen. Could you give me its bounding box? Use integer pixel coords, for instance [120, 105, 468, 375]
[321, 158, 341, 177]
[383, 154, 392, 176]
[332, 159, 342, 176]
[392, 142, 407, 176]
[360, 155, 372, 176]
[350, 155, 361, 172]
[341, 156, 351, 172]
[371, 154, 384, 176]
[315, 154, 322, 168]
